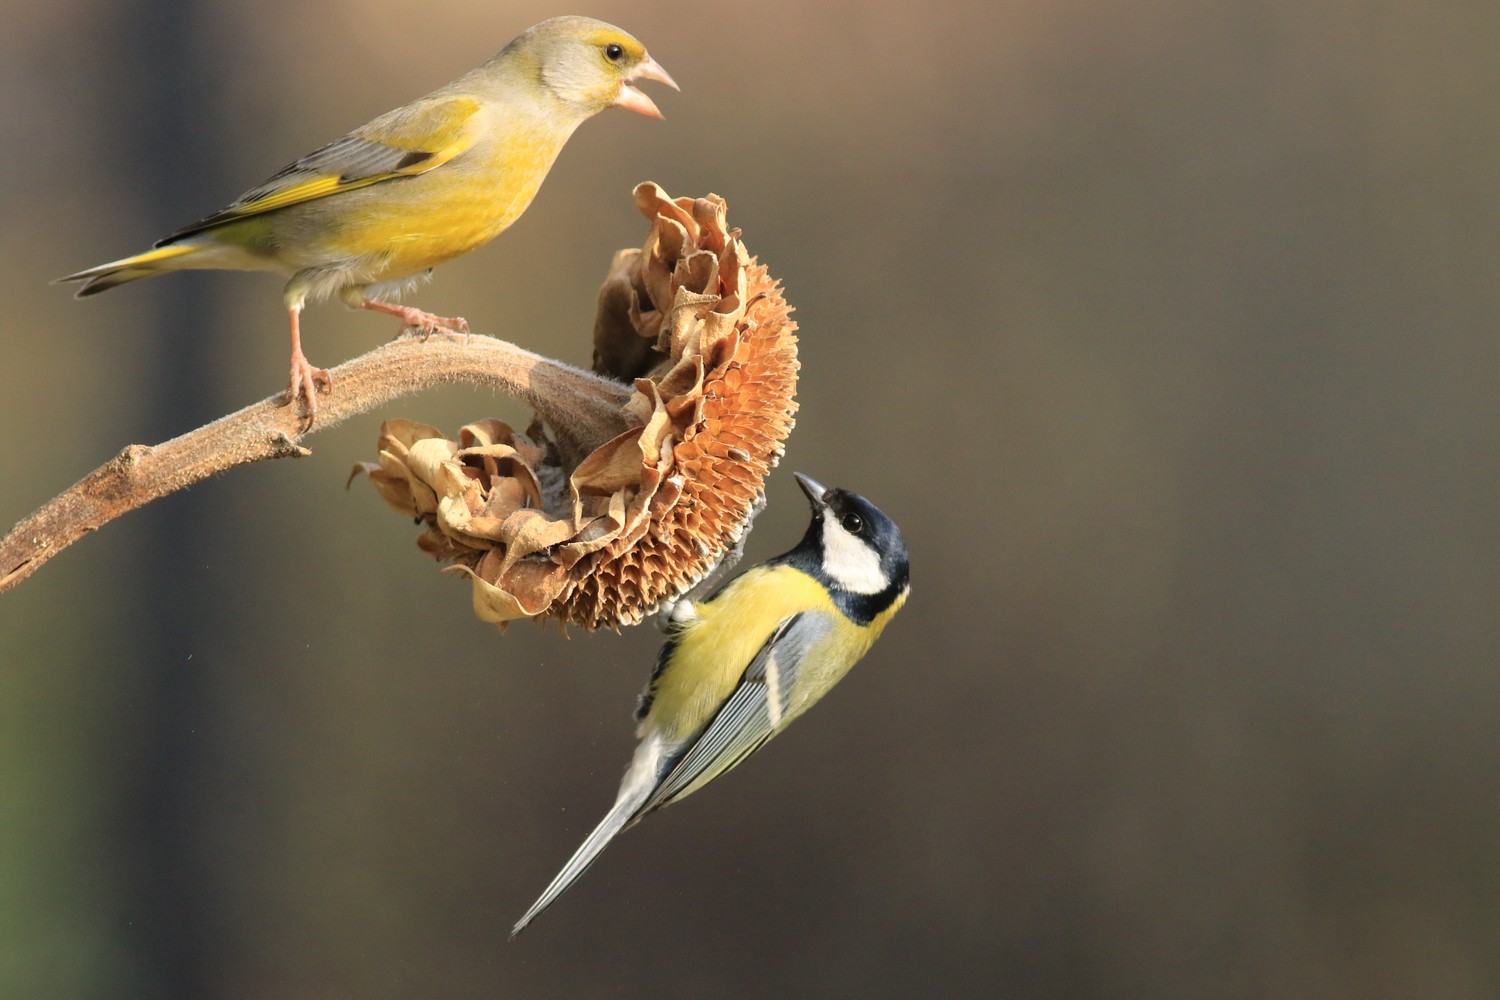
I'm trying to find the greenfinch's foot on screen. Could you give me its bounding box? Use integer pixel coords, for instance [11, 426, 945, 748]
[359, 299, 470, 341]
[284, 351, 332, 432]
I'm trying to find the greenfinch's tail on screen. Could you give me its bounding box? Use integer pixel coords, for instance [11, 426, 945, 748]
[56, 243, 202, 297]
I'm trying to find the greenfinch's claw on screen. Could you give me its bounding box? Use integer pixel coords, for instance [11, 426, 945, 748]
[284, 351, 331, 432]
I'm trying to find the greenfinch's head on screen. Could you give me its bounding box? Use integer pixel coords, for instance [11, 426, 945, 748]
[509, 16, 678, 119]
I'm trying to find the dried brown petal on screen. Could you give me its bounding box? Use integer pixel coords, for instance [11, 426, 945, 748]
[359, 184, 798, 629]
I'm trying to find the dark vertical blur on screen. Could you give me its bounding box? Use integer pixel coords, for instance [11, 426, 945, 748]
[106, 1, 226, 995]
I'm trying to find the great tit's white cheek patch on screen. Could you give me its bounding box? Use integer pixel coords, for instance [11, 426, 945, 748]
[820, 519, 887, 595]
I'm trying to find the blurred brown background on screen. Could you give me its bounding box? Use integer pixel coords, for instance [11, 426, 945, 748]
[3, 1, 1498, 997]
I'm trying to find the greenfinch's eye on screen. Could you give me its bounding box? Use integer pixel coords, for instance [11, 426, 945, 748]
[840, 511, 864, 534]
[605, 42, 625, 62]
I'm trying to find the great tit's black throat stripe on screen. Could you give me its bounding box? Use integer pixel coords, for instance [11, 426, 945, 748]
[833, 573, 909, 626]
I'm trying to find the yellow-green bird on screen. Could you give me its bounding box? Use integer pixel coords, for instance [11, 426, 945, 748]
[58, 15, 676, 428]
[512, 473, 911, 936]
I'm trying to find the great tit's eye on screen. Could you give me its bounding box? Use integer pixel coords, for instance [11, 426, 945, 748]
[604, 42, 625, 62]
[840, 511, 864, 534]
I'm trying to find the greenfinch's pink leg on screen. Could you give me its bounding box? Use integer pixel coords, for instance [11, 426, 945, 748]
[358, 299, 470, 340]
[283, 306, 331, 431]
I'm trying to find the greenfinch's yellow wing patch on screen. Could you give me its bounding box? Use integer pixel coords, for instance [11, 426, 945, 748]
[161, 95, 483, 243]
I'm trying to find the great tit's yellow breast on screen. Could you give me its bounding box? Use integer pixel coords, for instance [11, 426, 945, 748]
[780, 587, 907, 725]
[643, 566, 836, 744]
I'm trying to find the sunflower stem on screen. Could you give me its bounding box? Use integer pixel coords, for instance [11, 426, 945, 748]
[0, 330, 631, 595]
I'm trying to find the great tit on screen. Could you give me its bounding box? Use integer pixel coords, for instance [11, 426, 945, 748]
[512, 472, 909, 936]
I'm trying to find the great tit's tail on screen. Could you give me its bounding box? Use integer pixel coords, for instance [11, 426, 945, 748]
[511, 736, 671, 938]
[55, 243, 203, 297]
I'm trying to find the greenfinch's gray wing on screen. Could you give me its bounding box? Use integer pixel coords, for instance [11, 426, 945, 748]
[643, 612, 833, 812]
[160, 94, 483, 242]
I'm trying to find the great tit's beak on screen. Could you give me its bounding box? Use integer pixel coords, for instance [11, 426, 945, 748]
[614, 54, 678, 119]
[793, 472, 831, 511]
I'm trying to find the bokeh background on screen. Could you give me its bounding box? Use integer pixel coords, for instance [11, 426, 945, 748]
[3, 1, 1498, 997]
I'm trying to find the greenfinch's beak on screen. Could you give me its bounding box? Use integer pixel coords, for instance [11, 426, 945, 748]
[794, 472, 831, 511]
[614, 55, 678, 119]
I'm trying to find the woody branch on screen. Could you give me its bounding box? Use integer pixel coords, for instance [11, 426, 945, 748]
[0, 331, 631, 595]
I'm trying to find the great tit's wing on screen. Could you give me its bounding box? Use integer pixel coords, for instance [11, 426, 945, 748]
[160, 94, 483, 241]
[643, 611, 834, 811]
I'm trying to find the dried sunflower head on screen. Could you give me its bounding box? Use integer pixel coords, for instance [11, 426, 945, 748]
[360, 183, 798, 629]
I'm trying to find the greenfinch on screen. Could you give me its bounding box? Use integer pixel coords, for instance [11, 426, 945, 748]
[59, 16, 676, 427]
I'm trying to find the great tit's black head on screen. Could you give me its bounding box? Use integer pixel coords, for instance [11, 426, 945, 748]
[790, 473, 909, 611]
